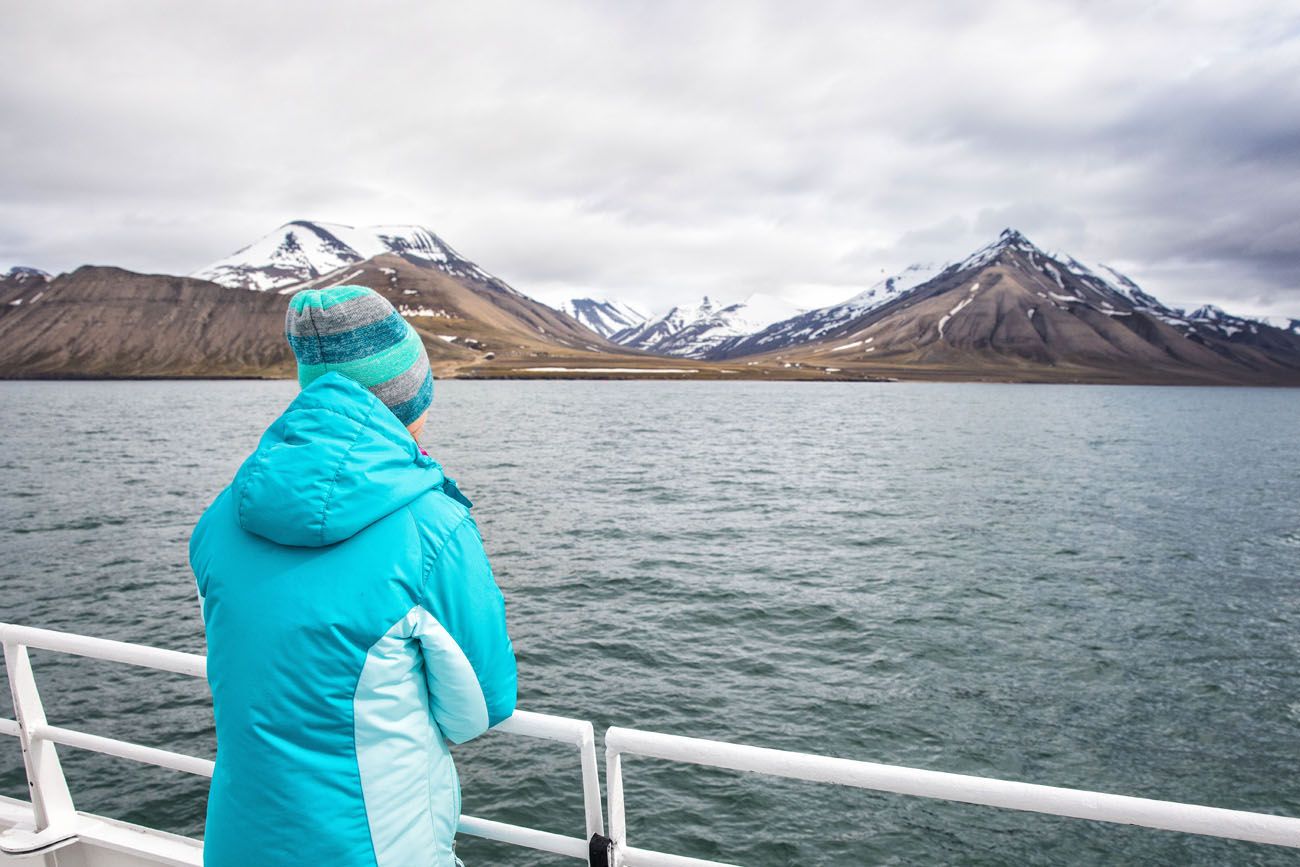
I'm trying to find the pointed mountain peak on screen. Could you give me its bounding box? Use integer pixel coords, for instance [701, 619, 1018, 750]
[949, 228, 1046, 273]
[559, 297, 648, 338]
[1188, 304, 1226, 321]
[990, 227, 1046, 253]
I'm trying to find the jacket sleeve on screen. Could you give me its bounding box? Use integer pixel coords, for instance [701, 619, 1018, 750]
[417, 514, 517, 744]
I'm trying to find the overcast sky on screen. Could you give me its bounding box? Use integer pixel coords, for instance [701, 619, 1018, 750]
[2, 0, 1298, 319]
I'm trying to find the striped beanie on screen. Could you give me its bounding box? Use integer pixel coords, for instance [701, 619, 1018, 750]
[285, 285, 433, 427]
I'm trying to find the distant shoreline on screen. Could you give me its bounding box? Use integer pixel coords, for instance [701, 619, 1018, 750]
[3, 371, 1296, 387]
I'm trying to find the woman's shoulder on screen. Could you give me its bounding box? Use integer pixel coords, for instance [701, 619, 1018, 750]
[404, 482, 475, 552]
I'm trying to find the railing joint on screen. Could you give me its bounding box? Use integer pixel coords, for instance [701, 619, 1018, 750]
[588, 832, 613, 867]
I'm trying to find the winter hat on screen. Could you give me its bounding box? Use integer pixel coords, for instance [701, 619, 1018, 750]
[285, 285, 433, 427]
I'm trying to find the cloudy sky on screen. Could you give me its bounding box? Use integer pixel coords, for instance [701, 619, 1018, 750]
[2, 0, 1299, 318]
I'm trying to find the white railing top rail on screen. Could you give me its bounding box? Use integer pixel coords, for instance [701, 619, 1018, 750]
[6, 622, 1300, 866]
[0, 622, 605, 863]
[0, 623, 207, 678]
[603, 725, 1300, 867]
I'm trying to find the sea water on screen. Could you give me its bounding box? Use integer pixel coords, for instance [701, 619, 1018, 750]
[1, 380, 1297, 866]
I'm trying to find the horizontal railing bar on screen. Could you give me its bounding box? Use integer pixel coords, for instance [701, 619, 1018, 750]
[605, 727, 1300, 849]
[0, 624, 205, 678]
[622, 845, 740, 867]
[34, 725, 215, 778]
[0, 626, 591, 744]
[457, 815, 588, 859]
[494, 710, 594, 745]
[0, 718, 18, 737]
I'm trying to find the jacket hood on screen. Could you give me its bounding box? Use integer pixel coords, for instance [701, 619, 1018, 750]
[233, 372, 452, 547]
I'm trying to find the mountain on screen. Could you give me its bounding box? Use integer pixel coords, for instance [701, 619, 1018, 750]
[5, 224, 1296, 383]
[285, 253, 622, 361]
[745, 229, 1300, 384]
[612, 293, 805, 358]
[0, 266, 294, 377]
[0, 216, 648, 377]
[0, 254, 650, 378]
[1, 218, 777, 379]
[717, 263, 941, 359]
[557, 298, 648, 338]
[192, 221, 514, 294]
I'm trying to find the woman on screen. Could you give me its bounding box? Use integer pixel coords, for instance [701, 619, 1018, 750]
[190, 285, 516, 866]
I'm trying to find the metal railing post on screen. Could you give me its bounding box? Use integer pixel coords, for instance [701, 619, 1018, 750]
[578, 721, 604, 839]
[3, 641, 77, 844]
[605, 741, 626, 867]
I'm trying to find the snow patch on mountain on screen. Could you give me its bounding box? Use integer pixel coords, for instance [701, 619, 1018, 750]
[558, 298, 648, 338]
[3, 266, 50, 284]
[1260, 316, 1300, 335]
[612, 297, 718, 351]
[193, 221, 508, 292]
[613, 294, 806, 358]
[714, 294, 806, 336]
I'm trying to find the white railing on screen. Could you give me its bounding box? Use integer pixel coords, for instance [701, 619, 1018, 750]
[4, 623, 1300, 866]
[0, 623, 605, 863]
[603, 726, 1300, 867]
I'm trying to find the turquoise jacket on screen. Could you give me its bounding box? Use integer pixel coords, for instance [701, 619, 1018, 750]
[190, 373, 517, 866]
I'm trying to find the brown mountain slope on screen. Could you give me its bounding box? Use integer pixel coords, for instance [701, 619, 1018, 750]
[304, 253, 624, 371]
[768, 233, 1300, 385]
[0, 266, 294, 377]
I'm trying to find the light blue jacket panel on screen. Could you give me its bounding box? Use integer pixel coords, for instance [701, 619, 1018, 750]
[190, 373, 517, 867]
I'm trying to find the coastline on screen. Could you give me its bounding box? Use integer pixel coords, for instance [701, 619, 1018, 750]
[3, 365, 1297, 386]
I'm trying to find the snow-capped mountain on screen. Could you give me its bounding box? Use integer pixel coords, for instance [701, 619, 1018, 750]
[612, 293, 805, 358]
[610, 297, 719, 352]
[754, 228, 1300, 384]
[558, 298, 648, 338]
[717, 263, 942, 357]
[192, 221, 513, 293]
[720, 229, 1215, 359]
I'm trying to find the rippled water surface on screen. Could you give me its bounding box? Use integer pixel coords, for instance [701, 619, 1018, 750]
[2, 380, 1298, 865]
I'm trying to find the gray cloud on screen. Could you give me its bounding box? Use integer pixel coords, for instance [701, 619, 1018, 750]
[1, 0, 1298, 318]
